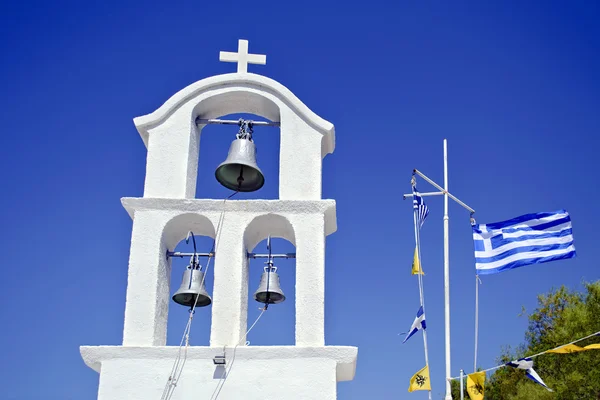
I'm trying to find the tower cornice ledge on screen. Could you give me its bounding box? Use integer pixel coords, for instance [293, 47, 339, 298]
[133, 73, 335, 155]
[121, 197, 338, 236]
[80, 345, 358, 382]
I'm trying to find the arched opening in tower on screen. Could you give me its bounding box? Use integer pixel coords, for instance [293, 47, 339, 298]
[246, 237, 296, 346]
[196, 112, 280, 200]
[163, 215, 216, 347]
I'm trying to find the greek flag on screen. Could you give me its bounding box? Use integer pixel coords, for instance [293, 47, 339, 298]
[402, 306, 426, 344]
[506, 357, 552, 391]
[413, 186, 429, 229]
[472, 210, 576, 275]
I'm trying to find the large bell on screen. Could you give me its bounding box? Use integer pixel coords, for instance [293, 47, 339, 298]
[215, 137, 265, 192]
[172, 266, 212, 308]
[253, 265, 285, 304]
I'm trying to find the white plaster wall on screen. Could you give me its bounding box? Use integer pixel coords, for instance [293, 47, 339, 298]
[120, 198, 336, 347]
[98, 357, 335, 400]
[144, 115, 199, 199]
[122, 211, 171, 346]
[210, 211, 249, 347]
[278, 107, 324, 201]
[133, 73, 335, 200]
[291, 212, 326, 346]
[82, 346, 357, 400]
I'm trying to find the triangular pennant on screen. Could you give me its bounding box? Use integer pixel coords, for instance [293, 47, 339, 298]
[466, 371, 485, 400]
[408, 365, 431, 392]
[411, 247, 424, 275]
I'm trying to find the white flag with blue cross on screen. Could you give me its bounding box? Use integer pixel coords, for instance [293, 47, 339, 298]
[402, 305, 426, 344]
[506, 357, 553, 391]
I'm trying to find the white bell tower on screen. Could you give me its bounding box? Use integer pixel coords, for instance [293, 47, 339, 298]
[80, 39, 358, 400]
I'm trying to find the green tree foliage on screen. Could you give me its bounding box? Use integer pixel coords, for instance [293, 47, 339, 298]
[478, 281, 600, 400]
[451, 377, 461, 399]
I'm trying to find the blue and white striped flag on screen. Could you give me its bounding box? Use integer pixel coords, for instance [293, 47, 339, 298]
[413, 186, 429, 229]
[472, 210, 576, 275]
[506, 357, 553, 391]
[402, 305, 426, 344]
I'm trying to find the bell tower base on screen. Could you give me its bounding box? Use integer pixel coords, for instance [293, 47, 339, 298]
[80, 345, 357, 400]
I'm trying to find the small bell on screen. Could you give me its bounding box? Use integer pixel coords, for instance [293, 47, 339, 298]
[172, 263, 212, 308]
[253, 263, 285, 305]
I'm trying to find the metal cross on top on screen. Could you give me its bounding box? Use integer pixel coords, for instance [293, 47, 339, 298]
[219, 39, 266, 73]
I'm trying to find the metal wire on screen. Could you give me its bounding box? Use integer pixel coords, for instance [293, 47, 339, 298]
[160, 190, 238, 400]
[209, 308, 267, 400]
[449, 329, 600, 380]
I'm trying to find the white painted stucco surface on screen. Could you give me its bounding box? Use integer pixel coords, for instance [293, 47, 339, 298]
[120, 198, 337, 348]
[82, 346, 356, 399]
[81, 67, 357, 399]
[133, 72, 335, 200]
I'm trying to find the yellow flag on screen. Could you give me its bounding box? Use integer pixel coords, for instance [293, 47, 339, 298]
[547, 344, 584, 354]
[408, 365, 431, 392]
[411, 247, 424, 275]
[466, 371, 485, 400]
[547, 343, 600, 353]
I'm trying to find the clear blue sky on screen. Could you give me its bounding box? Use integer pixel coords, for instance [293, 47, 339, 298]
[1, 1, 599, 399]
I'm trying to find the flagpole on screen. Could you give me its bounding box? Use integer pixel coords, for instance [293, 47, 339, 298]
[412, 193, 432, 400]
[443, 139, 452, 400]
[404, 140, 475, 400]
[459, 369, 465, 400]
[474, 275, 481, 372]
[412, 191, 425, 307]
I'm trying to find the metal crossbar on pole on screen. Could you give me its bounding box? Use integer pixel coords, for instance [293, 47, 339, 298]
[407, 170, 475, 214]
[403, 191, 444, 199]
[405, 139, 475, 400]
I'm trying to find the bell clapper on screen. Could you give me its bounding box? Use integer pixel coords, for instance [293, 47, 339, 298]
[237, 165, 245, 190]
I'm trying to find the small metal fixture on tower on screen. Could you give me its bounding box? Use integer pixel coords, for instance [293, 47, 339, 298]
[215, 119, 265, 192]
[213, 354, 226, 365]
[172, 232, 212, 308]
[253, 236, 286, 306]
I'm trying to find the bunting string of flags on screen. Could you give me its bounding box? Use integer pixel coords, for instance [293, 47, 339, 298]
[450, 329, 600, 395]
[403, 178, 432, 399]
[546, 343, 600, 353]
